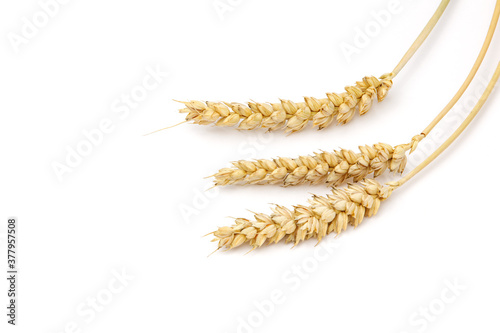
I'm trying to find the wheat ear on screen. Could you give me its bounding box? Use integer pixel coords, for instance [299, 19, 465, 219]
[211, 179, 394, 250]
[178, 75, 393, 133]
[163, 0, 450, 134]
[211, 63, 500, 251]
[211, 141, 416, 187]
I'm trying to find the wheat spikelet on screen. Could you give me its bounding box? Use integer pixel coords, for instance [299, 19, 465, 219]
[211, 179, 394, 250]
[179, 74, 393, 133]
[409, 133, 426, 153]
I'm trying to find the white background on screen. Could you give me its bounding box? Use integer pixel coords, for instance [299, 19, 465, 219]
[1, 0, 500, 332]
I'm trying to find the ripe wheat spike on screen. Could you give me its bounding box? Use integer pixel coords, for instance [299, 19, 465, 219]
[149, 0, 449, 135]
[211, 137, 424, 187]
[178, 75, 393, 133]
[211, 179, 394, 250]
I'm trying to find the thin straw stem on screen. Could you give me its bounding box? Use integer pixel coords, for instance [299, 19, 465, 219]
[393, 62, 500, 188]
[420, 0, 500, 136]
[391, 0, 450, 78]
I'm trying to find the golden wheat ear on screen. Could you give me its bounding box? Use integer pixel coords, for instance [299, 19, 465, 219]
[210, 142, 411, 187]
[211, 179, 394, 251]
[169, 0, 449, 134]
[178, 74, 393, 133]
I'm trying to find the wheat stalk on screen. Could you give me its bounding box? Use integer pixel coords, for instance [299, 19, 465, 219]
[145, 0, 449, 135]
[391, 63, 500, 188]
[211, 62, 500, 251]
[409, 0, 500, 152]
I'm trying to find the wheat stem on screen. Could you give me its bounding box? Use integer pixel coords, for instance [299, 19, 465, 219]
[393, 62, 500, 188]
[391, 0, 450, 77]
[419, 0, 500, 139]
